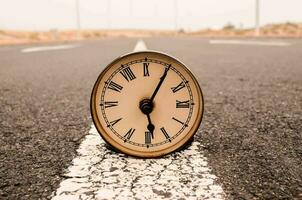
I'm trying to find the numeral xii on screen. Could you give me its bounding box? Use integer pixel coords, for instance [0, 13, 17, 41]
[176, 100, 190, 108]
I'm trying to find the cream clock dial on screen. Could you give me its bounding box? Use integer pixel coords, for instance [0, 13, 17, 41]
[91, 51, 204, 158]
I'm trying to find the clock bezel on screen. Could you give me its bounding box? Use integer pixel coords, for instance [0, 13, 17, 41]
[90, 50, 204, 158]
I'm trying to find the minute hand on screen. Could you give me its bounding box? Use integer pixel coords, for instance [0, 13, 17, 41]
[150, 65, 171, 101]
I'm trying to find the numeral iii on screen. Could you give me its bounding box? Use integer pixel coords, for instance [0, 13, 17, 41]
[145, 131, 152, 145]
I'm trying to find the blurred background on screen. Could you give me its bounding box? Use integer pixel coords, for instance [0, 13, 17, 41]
[0, 0, 301, 44]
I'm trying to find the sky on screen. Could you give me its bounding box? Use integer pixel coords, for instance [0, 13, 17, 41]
[0, 0, 301, 31]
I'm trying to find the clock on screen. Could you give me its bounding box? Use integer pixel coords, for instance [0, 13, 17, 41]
[91, 51, 204, 158]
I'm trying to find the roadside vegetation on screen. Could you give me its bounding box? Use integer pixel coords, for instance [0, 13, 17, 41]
[0, 22, 301, 46]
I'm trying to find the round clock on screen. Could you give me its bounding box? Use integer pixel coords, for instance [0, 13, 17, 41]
[91, 51, 204, 158]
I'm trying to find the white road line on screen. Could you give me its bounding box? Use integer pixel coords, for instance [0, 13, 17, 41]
[21, 44, 78, 53]
[52, 40, 225, 200]
[209, 39, 291, 46]
[133, 39, 147, 52]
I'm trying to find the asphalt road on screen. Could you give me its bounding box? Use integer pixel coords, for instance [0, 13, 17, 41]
[0, 37, 301, 199]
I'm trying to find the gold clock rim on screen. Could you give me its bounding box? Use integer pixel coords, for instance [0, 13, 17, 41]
[90, 50, 204, 158]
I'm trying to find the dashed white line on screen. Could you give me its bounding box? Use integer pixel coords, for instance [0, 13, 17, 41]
[21, 44, 78, 53]
[52, 40, 226, 200]
[209, 39, 291, 46]
[133, 39, 148, 52]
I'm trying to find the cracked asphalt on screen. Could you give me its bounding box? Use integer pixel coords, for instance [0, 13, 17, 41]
[52, 125, 225, 199]
[0, 38, 302, 199]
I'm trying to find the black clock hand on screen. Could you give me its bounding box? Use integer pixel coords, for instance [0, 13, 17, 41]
[139, 99, 154, 139]
[140, 65, 171, 139]
[150, 64, 171, 101]
[147, 114, 154, 139]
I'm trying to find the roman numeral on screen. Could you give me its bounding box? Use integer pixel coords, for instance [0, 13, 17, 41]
[145, 131, 152, 146]
[108, 118, 122, 127]
[176, 100, 190, 108]
[104, 101, 118, 108]
[172, 117, 187, 127]
[124, 128, 135, 141]
[120, 66, 136, 82]
[107, 81, 123, 92]
[143, 62, 150, 76]
[160, 127, 171, 141]
[171, 81, 186, 93]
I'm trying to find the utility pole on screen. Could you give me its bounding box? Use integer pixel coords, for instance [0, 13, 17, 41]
[129, 0, 133, 29]
[174, 0, 178, 31]
[107, 0, 111, 29]
[75, 0, 81, 39]
[255, 0, 260, 36]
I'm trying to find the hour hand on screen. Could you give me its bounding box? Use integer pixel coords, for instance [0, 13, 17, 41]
[147, 114, 154, 139]
[139, 99, 155, 138]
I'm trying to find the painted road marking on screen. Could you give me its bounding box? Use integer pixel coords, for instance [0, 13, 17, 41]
[52, 40, 225, 200]
[21, 44, 78, 53]
[52, 125, 225, 200]
[209, 39, 291, 46]
[133, 39, 147, 52]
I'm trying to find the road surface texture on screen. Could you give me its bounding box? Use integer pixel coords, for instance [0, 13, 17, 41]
[0, 37, 301, 199]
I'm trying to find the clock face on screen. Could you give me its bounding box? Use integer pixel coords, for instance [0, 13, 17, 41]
[91, 51, 204, 157]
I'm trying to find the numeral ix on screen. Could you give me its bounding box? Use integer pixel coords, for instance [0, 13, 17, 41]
[143, 62, 150, 76]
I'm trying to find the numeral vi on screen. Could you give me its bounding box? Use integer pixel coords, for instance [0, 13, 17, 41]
[103, 101, 118, 108]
